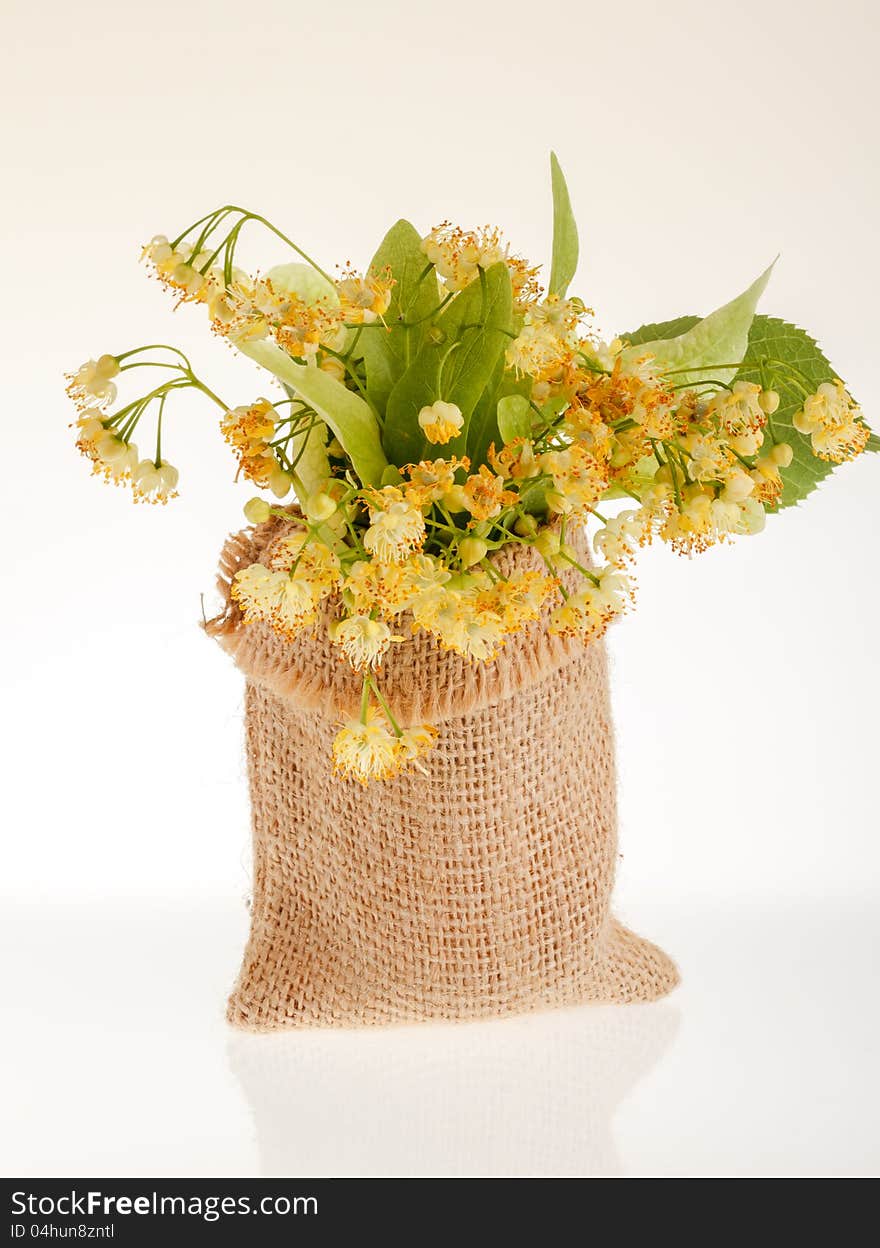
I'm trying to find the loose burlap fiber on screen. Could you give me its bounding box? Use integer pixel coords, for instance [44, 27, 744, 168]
[207, 517, 679, 1030]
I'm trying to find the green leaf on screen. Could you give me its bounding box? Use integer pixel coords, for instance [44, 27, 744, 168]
[624, 315, 700, 346]
[549, 153, 579, 298]
[497, 394, 532, 444]
[383, 262, 513, 466]
[358, 219, 440, 412]
[866, 432, 880, 453]
[237, 340, 388, 487]
[264, 262, 338, 307]
[735, 315, 846, 508]
[621, 263, 775, 386]
[465, 352, 505, 468]
[467, 366, 531, 467]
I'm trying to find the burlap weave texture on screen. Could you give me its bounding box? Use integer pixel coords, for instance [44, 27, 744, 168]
[208, 519, 679, 1028]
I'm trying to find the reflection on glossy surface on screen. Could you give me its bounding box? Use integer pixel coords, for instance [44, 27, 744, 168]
[228, 1004, 679, 1177]
[4, 898, 879, 1176]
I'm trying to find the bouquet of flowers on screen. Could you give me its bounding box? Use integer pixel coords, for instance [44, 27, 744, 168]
[68, 156, 874, 784]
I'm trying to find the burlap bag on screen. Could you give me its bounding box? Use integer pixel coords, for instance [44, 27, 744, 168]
[207, 517, 679, 1030]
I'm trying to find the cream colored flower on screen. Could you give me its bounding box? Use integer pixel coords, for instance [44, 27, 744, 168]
[420, 222, 540, 307]
[332, 615, 400, 671]
[336, 269, 394, 324]
[462, 465, 516, 521]
[411, 586, 507, 661]
[396, 723, 439, 772]
[549, 568, 632, 642]
[418, 401, 464, 446]
[266, 531, 341, 591]
[709, 381, 766, 436]
[332, 707, 401, 784]
[363, 495, 426, 563]
[593, 509, 652, 566]
[84, 431, 139, 485]
[402, 457, 468, 506]
[793, 380, 869, 462]
[232, 560, 329, 638]
[131, 458, 179, 505]
[67, 355, 120, 408]
[540, 444, 607, 516]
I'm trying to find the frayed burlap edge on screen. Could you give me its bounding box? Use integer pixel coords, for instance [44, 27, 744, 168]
[205, 513, 597, 725]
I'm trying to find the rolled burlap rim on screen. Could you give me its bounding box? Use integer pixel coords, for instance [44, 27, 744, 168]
[205, 513, 594, 726]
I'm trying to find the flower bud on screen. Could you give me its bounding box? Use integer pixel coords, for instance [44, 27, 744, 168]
[306, 491, 337, 522]
[534, 529, 561, 558]
[243, 497, 271, 524]
[759, 389, 780, 416]
[769, 441, 793, 468]
[459, 537, 488, 568]
[319, 358, 346, 383]
[514, 514, 538, 537]
[720, 470, 754, 503]
[268, 466, 293, 498]
[442, 484, 469, 513]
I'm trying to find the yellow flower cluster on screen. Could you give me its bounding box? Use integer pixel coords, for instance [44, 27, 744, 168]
[220, 400, 292, 498]
[142, 235, 394, 363]
[793, 381, 868, 462]
[67, 356, 179, 504]
[421, 222, 542, 310]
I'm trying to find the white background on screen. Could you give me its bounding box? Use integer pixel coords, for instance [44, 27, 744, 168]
[2, 0, 878, 1178]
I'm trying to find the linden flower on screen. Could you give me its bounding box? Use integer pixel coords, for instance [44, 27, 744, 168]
[480, 571, 556, 628]
[221, 400, 291, 497]
[660, 488, 717, 555]
[418, 401, 464, 446]
[579, 367, 677, 441]
[680, 431, 732, 483]
[540, 445, 608, 517]
[549, 568, 632, 643]
[462, 465, 516, 522]
[719, 469, 755, 503]
[402, 457, 469, 506]
[231, 563, 322, 638]
[273, 300, 344, 360]
[67, 355, 120, 408]
[709, 381, 766, 436]
[420, 222, 541, 307]
[593, 509, 652, 566]
[395, 723, 438, 772]
[332, 707, 401, 784]
[411, 587, 508, 661]
[489, 439, 541, 481]
[747, 443, 792, 506]
[738, 496, 766, 535]
[562, 404, 613, 462]
[793, 381, 869, 462]
[336, 268, 394, 324]
[131, 458, 179, 505]
[343, 554, 450, 619]
[507, 320, 574, 382]
[506, 295, 585, 380]
[332, 615, 401, 671]
[266, 531, 341, 590]
[82, 430, 139, 485]
[363, 492, 426, 563]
